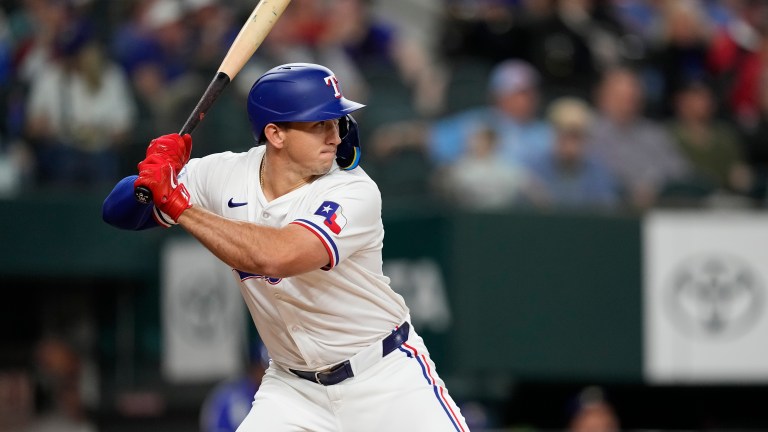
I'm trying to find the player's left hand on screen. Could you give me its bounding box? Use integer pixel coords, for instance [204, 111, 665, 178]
[135, 154, 191, 222]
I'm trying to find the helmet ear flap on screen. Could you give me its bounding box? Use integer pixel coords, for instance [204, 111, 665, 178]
[336, 114, 361, 170]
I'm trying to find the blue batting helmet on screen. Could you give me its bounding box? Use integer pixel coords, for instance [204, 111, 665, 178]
[247, 63, 365, 141]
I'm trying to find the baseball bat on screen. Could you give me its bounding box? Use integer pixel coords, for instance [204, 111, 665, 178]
[134, 0, 292, 204]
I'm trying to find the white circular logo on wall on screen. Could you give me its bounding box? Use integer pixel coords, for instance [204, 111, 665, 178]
[171, 271, 230, 344]
[664, 253, 764, 340]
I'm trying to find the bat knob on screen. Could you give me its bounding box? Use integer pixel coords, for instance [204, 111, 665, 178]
[135, 186, 153, 204]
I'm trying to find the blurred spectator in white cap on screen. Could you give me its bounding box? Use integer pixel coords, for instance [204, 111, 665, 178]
[523, 97, 620, 210]
[427, 59, 553, 169]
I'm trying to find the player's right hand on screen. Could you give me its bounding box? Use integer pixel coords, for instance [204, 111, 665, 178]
[144, 133, 192, 172]
[135, 154, 191, 222]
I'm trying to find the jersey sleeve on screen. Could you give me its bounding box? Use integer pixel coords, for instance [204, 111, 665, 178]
[290, 179, 382, 270]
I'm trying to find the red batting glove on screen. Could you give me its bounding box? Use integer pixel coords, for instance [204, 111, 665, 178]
[144, 133, 192, 172]
[135, 154, 191, 222]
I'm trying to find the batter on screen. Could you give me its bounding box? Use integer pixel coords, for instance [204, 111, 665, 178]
[103, 63, 469, 431]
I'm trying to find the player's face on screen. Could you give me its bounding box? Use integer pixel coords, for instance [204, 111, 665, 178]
[281, 119, 342, 176]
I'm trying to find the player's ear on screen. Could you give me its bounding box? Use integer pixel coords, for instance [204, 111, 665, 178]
[263, 123, 287, 148]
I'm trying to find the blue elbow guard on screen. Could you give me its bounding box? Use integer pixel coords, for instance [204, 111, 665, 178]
[102, 175, 159, 230]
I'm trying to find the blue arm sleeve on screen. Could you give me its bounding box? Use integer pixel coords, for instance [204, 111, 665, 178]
[102, 175, 160, 230]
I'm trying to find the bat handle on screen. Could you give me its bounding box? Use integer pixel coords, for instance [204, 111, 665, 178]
[134, 72, 231, 204]
[134, 185, 153, 205]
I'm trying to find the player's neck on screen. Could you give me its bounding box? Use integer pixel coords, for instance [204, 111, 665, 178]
[260, 154, 317, 201]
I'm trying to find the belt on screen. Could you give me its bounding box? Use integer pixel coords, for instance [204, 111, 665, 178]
[289, 321, 410, 386]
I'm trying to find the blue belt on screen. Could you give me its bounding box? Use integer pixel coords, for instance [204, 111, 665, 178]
[290, 322, 410, 386]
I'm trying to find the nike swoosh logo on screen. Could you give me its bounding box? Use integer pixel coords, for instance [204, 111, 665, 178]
[169, 164, 178, 188]
[228, 198, 248, 208]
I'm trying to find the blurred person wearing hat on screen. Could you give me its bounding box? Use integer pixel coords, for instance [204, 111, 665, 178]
[523, 97, 619, 210]
[428, 59, 553, 169]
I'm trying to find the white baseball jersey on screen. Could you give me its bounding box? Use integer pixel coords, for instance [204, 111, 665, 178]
[177, 145, 410, 371]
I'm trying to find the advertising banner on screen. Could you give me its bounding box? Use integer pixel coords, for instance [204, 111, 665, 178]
[162, 238, 245, 382]
[644, 211, 768, 383]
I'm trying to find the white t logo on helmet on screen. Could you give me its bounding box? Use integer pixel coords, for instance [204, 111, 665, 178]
[324, 75, 342, 99]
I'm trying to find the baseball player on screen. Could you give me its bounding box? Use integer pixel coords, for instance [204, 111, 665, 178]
[103, 63, 469, 431]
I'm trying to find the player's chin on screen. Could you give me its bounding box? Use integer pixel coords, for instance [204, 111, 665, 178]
[312, 154, 335, 175]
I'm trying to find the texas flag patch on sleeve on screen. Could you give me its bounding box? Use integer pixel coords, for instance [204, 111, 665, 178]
[314, 201, 347, 234]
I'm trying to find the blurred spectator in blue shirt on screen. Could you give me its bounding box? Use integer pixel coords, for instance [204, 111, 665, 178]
[525, 97, 619, 211]
[199, 340, 268, 432]
[589, 66, 690, 209]
[112, 0, 191, 83]
[428, 59, 552, 168]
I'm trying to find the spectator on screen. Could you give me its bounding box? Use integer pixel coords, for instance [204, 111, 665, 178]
[24, 20, 136, 188]
[525, 0, 631, 101]
[235, 0, 369, 111]
[667, 77, 752, 197]
[645, 0, 715, 117]
[183, 0, 238, 74]
[9, 0, 70, 85]
[566, 386, 620, 432]
[112, 0, 192, 83]
[590, 66, 691, 209]
[439, 0, 532, 65]
[199, 340, 268, 432]
[706, 0, 768, 127]
[428, 59, 553, 168]
[28, 337, 97, 432]
[439, 123, 531, 211]
[524, 97, 619, 210]
[741, 68, 768, 202]
[0, 7, 33, 196]
[114, 0, 204, 144]
[319, 0, 447, 116]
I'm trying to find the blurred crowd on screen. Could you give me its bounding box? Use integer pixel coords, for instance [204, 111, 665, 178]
[0, 0, 767, 213]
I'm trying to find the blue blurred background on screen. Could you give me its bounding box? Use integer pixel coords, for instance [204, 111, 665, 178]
[2, 0, 768, 430]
